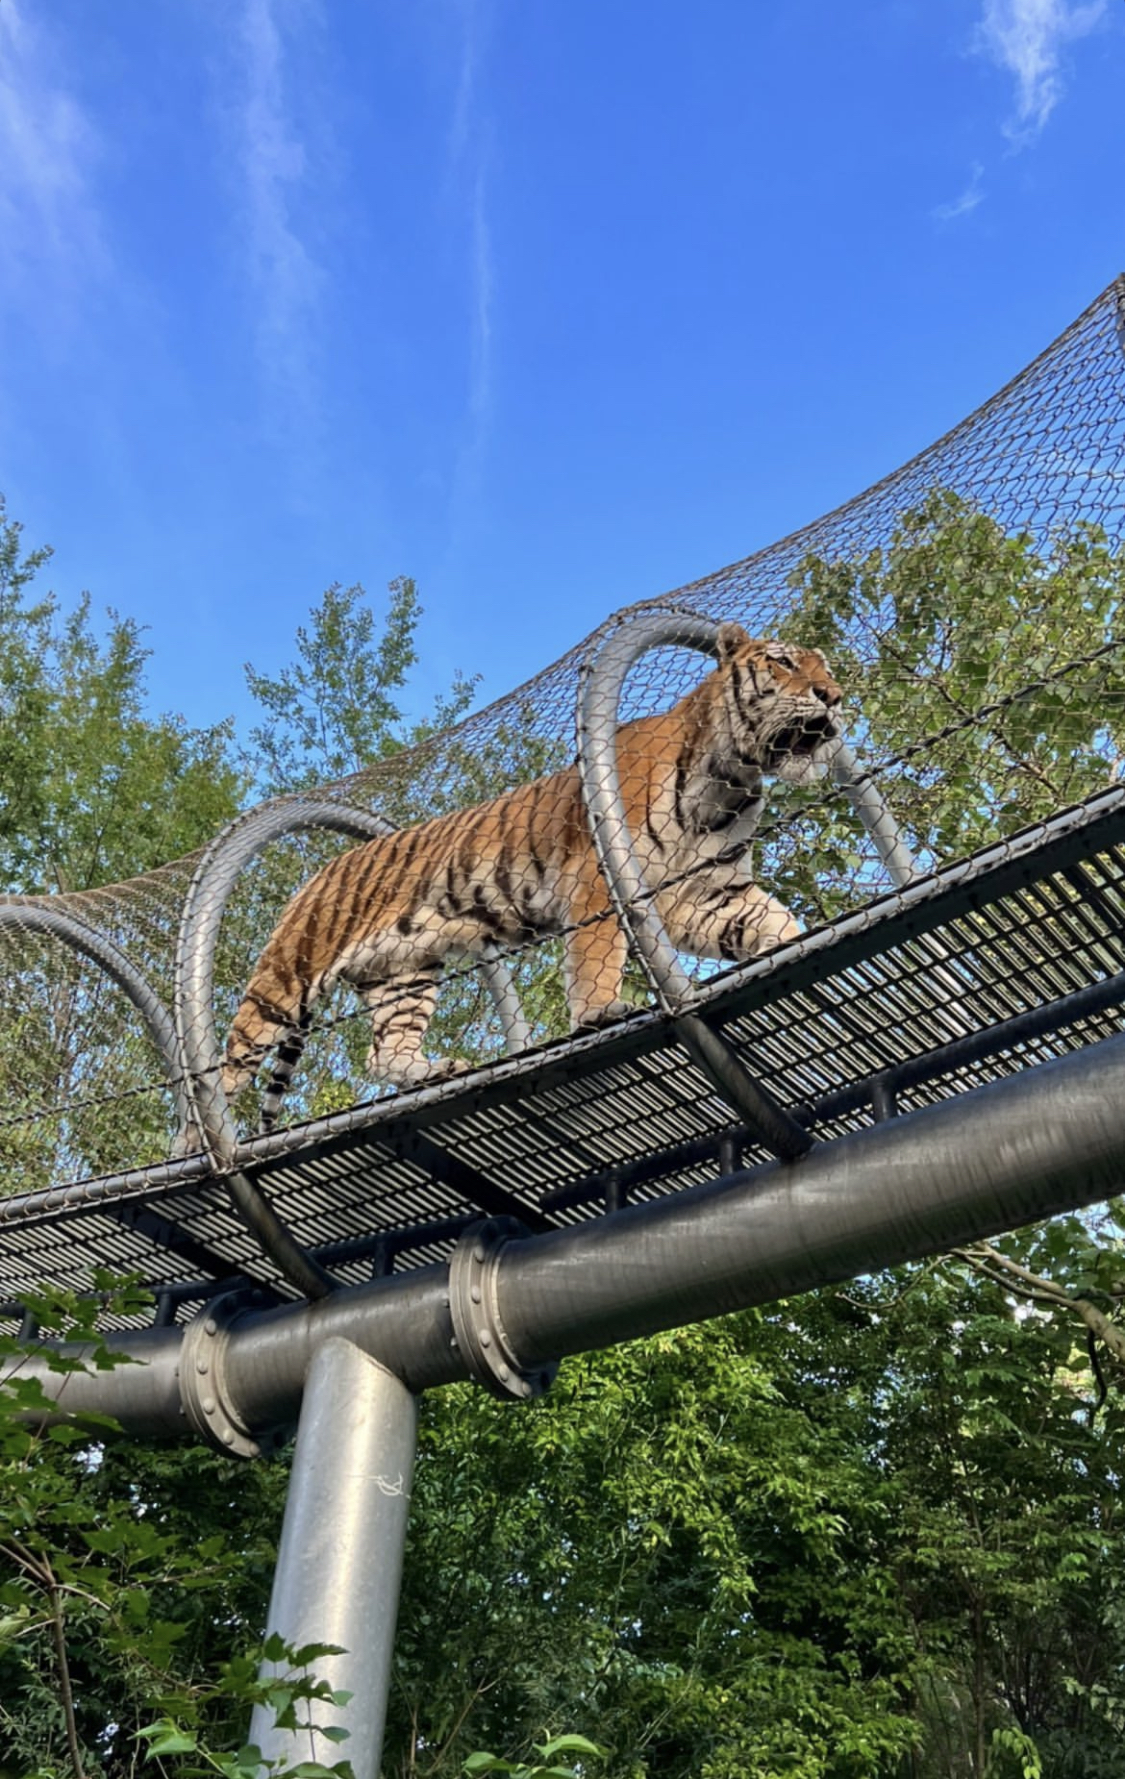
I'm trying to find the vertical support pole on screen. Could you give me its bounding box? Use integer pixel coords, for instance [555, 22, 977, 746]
[828, 740, 922, 891]
[249, 1338, 418, 1779]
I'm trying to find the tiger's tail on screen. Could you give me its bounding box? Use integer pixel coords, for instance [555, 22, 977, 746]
[221, 983, 311, 1132]
[256, 1008, 313, 1133]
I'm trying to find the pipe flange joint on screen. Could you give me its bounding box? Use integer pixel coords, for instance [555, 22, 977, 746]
[449, 1217, 558, 1402]
[180, 1288, 288, 1460]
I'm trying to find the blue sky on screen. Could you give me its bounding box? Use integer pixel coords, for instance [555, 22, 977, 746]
[1, 0, 1122, 741]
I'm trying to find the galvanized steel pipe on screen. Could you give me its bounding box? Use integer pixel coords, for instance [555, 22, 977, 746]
[248, 1339, 417, 1778]
[12, 1029, 1125, 1438]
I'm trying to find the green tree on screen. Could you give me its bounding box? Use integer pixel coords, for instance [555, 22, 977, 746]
[768, 489, 1125, 924]
[0, 499, 244, 1188]
[0, 497, 241, 896]
[244, 575, 478, 794]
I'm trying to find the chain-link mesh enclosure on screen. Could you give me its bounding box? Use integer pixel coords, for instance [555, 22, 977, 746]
[2, 276, 1124, 1319]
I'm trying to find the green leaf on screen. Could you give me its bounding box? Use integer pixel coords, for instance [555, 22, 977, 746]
[135, 1722, 199, 1756]
[534, 1738, 606, 1761]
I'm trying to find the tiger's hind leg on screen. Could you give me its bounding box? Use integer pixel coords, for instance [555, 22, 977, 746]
[658, 868, 800, 964]
[356, 966, 469, 1090]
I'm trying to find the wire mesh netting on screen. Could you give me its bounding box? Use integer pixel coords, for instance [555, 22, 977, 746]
[1, 275, 1124, 1310]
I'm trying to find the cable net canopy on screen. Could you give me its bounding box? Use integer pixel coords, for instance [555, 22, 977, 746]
[1, 277, 1124, 1228]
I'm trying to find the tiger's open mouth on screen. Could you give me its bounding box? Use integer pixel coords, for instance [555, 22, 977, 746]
[771, 712, 838, 760]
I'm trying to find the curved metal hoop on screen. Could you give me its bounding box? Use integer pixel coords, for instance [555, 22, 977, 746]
[176, 800, 406, 1297]
[0, 897, 196, 1144]
[575, 609, 925, 1159]
[577, 608, 724, 1013]
[174, 796, 532, 1298]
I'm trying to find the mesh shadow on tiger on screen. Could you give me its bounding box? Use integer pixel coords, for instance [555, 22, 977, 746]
[221, 624, 843, 1133]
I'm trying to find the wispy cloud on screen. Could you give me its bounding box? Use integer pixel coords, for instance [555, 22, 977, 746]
[228, 0, 326, 443]
[445, 0, 495, 526]
[0, 0, 106, 325]
[468, 166, 494, 433]
[448, 0, 480, 173]
[933, 162, 986, 223]
[974, 0, 1107, 143]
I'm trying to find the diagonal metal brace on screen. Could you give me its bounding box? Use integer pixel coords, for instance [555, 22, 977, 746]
[393, 1127, 554, 1233]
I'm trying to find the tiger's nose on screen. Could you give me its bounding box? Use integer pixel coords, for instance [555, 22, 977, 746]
[814, 682, 843, 708]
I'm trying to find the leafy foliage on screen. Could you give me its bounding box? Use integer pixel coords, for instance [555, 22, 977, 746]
[244, 576, 478, 795]
[0, 497, 242, 897]
[462, 1735, 607, 1778]
[769, 489, 1125, 923]
[0, 497, 244, 1189]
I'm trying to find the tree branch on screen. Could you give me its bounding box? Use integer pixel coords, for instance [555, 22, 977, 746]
[45, 1567, 87, 1779]
[955, 1242, 1125, 1373]
[1086, 1329, 1108, 1425]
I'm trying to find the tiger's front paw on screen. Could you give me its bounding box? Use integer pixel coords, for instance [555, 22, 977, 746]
[424, 1056, 471, 1083]
[170, 1121, 208, 1159]
[366, 1050, 470, 1090]
[573, 999, 632, 1032]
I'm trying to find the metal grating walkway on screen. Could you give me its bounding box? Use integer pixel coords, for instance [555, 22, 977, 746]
[3, 784, 1124, 1326]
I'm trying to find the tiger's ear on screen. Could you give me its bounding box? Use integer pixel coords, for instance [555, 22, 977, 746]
[716, 621, 753, 662]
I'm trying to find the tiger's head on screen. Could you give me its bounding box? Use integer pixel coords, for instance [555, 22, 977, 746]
[714, 622, 843, 786]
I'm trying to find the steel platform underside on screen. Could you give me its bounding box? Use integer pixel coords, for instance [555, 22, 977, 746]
[4, 785, 1125, 1325]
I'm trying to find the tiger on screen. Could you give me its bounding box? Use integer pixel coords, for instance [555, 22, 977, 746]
[222, 623, 842, 1130]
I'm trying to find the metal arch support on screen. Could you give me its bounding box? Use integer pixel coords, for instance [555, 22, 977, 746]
[177, 798, 419, 1168]
[176, 796, 531, 1157]
[0, 897, 197, 1146]
[576, 611, 813, 1159]
[175, 799, 397, 1299]
[576, 609, 721, 1012]
[174, 797, 530, 1301]
[575, 609, 926, 1160]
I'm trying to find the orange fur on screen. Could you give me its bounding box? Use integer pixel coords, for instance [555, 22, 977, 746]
[224, 625, 842, 1126]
